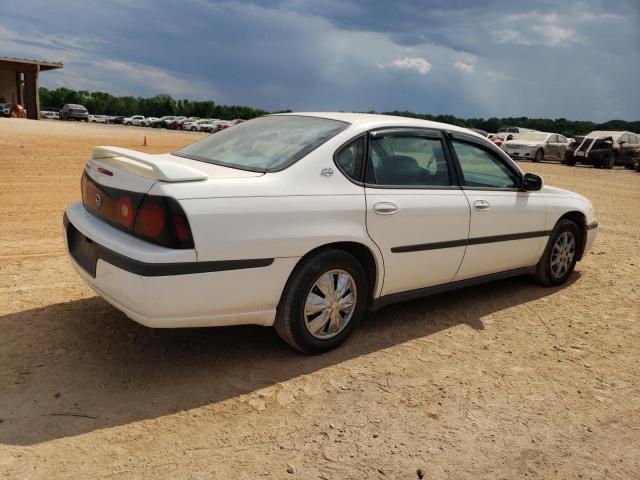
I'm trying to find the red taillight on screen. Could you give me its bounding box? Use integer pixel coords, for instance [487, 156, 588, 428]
[133, 195, 194, 249]
[172, 215, 189, 243]
[137, 200, 165, 237]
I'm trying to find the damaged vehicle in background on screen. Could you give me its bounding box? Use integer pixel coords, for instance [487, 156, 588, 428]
[564, 131, 640, 169]
[502, 132, 572, 162]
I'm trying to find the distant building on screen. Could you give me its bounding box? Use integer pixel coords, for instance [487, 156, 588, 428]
[0, 57, 63, 120]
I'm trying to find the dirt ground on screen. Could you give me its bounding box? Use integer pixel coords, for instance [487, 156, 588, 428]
[0, 118, 638, 479]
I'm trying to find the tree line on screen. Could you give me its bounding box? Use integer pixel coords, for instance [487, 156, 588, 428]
[39, 87, 270, 120]
[39, 87, 639, 136]
[380, 111, 640, 139]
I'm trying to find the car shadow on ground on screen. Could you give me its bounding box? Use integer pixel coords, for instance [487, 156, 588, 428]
[0, 273, 579, 446]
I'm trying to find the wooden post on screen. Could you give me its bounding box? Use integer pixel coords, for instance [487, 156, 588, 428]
[24, 64, 39, 120]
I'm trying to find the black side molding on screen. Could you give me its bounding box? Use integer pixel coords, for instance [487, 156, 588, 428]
[64, 213, 274, 278]
[587, 221, 598, 230]
[371, 266, 536, 311]
[391, 230, 552, 253]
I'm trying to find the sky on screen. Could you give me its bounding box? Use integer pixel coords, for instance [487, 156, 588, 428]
[1, 0, 639, 121]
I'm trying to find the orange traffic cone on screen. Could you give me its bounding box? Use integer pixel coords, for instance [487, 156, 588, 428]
[143, 136, 148, 146]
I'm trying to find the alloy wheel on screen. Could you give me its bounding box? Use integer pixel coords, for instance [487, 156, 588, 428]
[550, 231, 575, 279]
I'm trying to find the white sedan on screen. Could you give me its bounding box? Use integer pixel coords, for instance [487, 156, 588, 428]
[64, 113, 598, 353]
[502, 132, 572, 162]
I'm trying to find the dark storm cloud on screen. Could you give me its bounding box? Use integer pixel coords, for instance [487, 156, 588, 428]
[1, 0, 638, 120]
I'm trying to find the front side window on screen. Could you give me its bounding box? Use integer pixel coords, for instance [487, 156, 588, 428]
[368, 133, 451, 187]
[335, 137, 364, 182]
[451, 140, 521, 189]
[175, 115, 349, 172]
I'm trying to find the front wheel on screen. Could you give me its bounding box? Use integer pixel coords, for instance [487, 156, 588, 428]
[533, 149, 544, 162]
[274, 249, 368, 354]
[604, 152, 615, 169]
[531, 219, 580, 286]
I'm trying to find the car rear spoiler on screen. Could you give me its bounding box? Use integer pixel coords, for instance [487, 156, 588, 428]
[92, 146, 208, 182]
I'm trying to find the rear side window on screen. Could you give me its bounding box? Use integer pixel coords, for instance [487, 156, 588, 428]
[368, 134, 451, 187]
[335, 137, 364, 182]
[451, 141, 521, 189]
[175, 115, 349, 172]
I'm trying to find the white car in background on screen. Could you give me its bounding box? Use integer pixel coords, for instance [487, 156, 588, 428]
[123, 115, 146, 126]
[41, 110, 56, 119]
[1, 103, 11, 116]
[63, 113, 598, 353]
[184, 119, 214, 131]
[144, 117, 159, 127]
[497, 126, 538, 140]
[502, 132, 572, 162]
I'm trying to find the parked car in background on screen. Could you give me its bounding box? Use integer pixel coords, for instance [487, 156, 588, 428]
[184, 119, 217, 132]
[147, 116, 176, 128]
[497, 127, 538, 140]
[109, 116, 126, 125]
[123, 115, 146, 126]
[215, 120, 233, 130]
[59, 104, 89, 121]
[52, 111, 59, 120]
[63, 113, 598, 353]
[1, 103, 10, 116]
[170, 117, 199, 130]
[165, 116, 186, 129]
[184, 119, 213, 131]
[143, 117, 159, 127]
[502, 132, 572, 162]
[564, 131, 640, 169]
[40, 110, 56, 119]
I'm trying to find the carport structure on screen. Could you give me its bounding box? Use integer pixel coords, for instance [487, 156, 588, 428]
[0, 57, 63, 120]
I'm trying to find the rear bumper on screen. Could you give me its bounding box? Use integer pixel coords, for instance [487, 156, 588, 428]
[64, 204, 298, 328]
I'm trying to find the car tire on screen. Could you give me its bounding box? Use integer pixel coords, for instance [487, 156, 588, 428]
[531, 219, 580, 287]
[605, 152, 615, 169]
[274, 249, 368, 354]
[533, 149, 544, 162]
[191, 127, 196, 131]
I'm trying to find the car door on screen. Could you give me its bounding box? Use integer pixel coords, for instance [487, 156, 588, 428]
[617, 133, 633, 165]
[554, 134, 570, 160]
[546, 134, 562, 159]
[447, 131, 548, 280]
[364, 129, 471, 296]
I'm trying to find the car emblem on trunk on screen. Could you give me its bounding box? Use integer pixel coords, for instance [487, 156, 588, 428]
[321, 167, 334, 177]
[95, 193, 102, 208]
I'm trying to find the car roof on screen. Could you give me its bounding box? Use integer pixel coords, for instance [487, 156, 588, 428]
[587, 130, 625, 138]
[272, 112, 481, 137]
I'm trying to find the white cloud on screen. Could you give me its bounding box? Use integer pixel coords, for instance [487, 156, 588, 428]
[490, 13, 585, 47]
[377, 57, 432, 75]
[453, 61, 474, 73]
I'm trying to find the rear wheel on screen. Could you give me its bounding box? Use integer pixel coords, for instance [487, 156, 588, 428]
[274, 249, 367, 354]
[531, 219, 579, 286]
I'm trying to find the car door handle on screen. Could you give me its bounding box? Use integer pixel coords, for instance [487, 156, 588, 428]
[373, 202, 398, 215]
[473, 200, 491, 211]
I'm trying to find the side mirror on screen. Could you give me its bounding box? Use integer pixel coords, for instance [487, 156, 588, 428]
[524, 172, 543, 191]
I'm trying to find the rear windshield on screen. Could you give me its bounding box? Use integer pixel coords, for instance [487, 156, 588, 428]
[174, 115, 349, 172]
